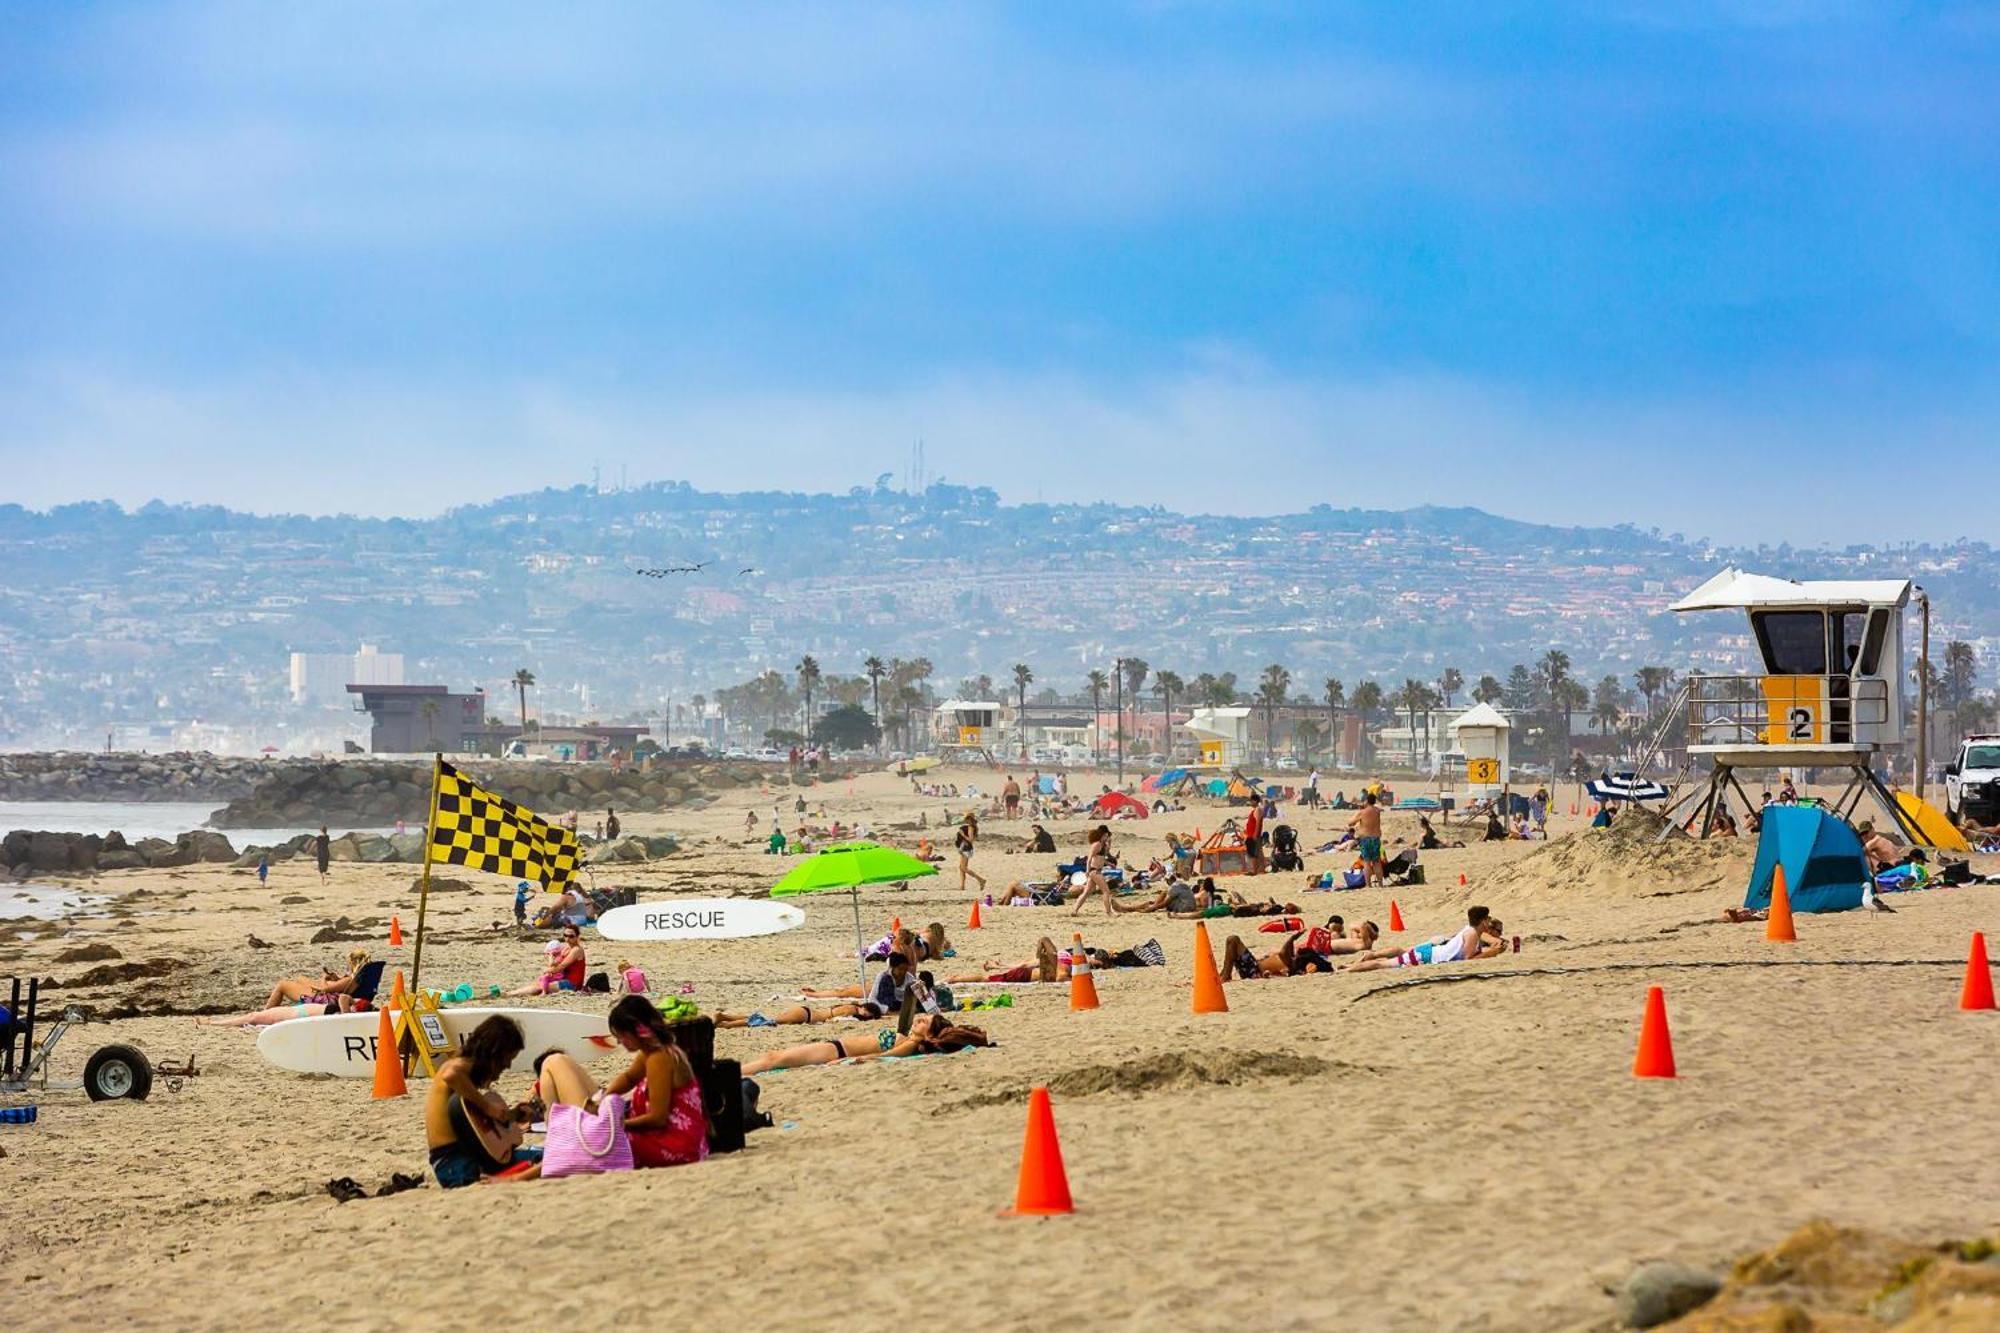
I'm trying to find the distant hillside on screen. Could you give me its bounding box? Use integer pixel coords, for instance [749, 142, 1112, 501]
[0, 483, 1993, 749]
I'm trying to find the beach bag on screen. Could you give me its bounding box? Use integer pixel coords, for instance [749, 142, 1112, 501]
[1257, 916, 1305, 934]
[701, 1058, 746, 1154]
[583, 970, 611, 993]
[542, 1095, 634, 1178]
[1342, 870, 1366, 889]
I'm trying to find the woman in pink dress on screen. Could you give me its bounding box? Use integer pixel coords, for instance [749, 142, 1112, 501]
[534, 995, 707, 1167]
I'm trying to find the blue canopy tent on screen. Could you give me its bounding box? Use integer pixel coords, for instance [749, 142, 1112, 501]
[1743, 805, 1870, 914]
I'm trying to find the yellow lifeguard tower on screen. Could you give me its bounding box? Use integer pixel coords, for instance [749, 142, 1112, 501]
[932, 700, 1002, 764]
[1181, 706, 1252, 769]
[1661, 568, 1932, 843]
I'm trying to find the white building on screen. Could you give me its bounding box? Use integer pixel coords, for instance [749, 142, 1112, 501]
[289, 643, 405, 704]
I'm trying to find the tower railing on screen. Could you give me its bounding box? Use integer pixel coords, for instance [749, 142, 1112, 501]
[1684, 674, 1890, 749]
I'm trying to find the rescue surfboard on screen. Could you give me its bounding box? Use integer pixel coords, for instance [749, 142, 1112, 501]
[593, 898, 805, 942]
[256, 1006, 614, 1078]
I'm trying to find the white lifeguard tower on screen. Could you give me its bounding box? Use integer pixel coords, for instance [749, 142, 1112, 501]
[1181, 706, 1253, 769]
[1660, 567, 1932, 843]
[932, 700, 1003, 764]
[1450, 703, 1512, 802]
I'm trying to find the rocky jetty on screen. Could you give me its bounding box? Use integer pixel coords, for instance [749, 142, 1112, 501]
[206, 758, 810, 829]
[0, 752, 285, 802]
[1, 827, 237, 877]
[3, 825, 683, 878]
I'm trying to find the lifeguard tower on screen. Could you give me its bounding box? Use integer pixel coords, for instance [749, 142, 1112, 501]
[1659, 568, 1932, 844]
[1181, 706, 1252, 769]
[1450, 703, 1511, 803]
[932, 700, 1002, 765]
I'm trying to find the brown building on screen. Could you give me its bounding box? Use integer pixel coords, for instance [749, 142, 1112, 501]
[347, 684, 488, 754]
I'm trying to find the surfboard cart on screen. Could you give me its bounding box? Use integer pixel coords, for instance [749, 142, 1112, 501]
[2, 976, 155, 1102]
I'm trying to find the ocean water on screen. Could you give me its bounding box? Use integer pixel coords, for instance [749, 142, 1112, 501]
[1, 882, 103, 922]
[0, 801, 392, 845]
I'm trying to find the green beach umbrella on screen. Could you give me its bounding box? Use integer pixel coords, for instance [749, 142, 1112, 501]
[772, 841, 938, 988]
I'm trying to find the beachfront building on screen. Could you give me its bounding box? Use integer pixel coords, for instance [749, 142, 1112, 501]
[347, 683, 487, 753]
[1181, 706, 1253, 767]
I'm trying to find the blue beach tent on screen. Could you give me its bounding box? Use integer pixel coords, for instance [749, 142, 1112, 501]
[1743, 805, 1870, 914]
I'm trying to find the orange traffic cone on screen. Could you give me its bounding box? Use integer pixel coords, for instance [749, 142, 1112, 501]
[891, 916, 902, 936]
[968, 900, 983, 929]
[389, 914, 402, 947]
[1069, 933, 1100, 1011]
[1961, 932, 1997, 1011]
[1388, 900, 1405, 932]
[393, 969, 407, 999]
[1633, 985, 1676, 1079]
[1007, 1086, 1074, 1215]
[370, 1004, 407, 1099]
[1191, 921, 1229, 1013]
[1766, 865, 1797, 943]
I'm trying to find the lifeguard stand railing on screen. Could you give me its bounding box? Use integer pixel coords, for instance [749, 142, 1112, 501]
[1684, 674, 1891, 752]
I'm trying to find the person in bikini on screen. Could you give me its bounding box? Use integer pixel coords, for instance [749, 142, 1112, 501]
[944, 936, 1063, 985]
[426, 1015, 540, 1188]
[529, 995, 709, 1170]
[712, 999, 888, 1028]
[1070, 826, 1119, 916]
[1218, 929, 1339, 980]
[255, 948, 373, 1011]
[739, 1012, 990, 1075]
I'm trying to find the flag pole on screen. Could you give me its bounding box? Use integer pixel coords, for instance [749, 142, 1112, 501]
[410, 753, 443, 995]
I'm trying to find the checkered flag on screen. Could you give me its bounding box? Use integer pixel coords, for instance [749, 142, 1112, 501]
[426, 760, 580, 892]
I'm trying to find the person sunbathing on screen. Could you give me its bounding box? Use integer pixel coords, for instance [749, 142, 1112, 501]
[945, 936, 1063, 985]
[531, 996, 709, 1169]
[255, 948, 372, 1012]
[712, 999, 888, 1028]
[739, 1012, 991, 1075]
[1341, 910, 1505, 972]
[426, 1015, 539, 1188]
[1224, 890, 1302, 918]
[1116, 876, 1202, 916]
[1219, 930, 1335, 979]
[199, 997, 348, 1028]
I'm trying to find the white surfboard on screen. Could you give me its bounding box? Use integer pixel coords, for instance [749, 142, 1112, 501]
[594, 898, 805, 942]
[256, 1006, 615, 1079]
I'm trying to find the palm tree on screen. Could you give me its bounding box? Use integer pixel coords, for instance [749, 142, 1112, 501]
[1350, 681, 1384, 763]
[1539, 649, 1574, 760]
[1322, 677, 1345, 762]
[864, 655, 887, 751]
[1292, 718, 1325, 765]
[1154, 670, 1183, 764]
[1473, 674, 1504, 705]
[895, 683, 923, 753]
[1438, 667, 1464, 710]
[1592, 674, 1624, 738]
[1012, 663, 1034, 758]
[1256, 664, 1291, 765]
[1398, 678, 1428, 768]
[795, 656, 822, 740]
[511, 668, 536, 733]
[1086, 670, 1110, 765]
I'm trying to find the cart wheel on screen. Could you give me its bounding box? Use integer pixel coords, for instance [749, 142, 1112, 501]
[83, 1044, 153, 1101]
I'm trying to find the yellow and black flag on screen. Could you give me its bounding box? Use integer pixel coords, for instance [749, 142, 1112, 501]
[426, 759, 581, 893]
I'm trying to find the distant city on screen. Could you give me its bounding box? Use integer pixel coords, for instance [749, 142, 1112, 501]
[1, 479, 1994, 754]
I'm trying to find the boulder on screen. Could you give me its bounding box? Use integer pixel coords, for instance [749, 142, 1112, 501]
[183, 830, 237, 863]
[388, 832, 427, 862]
[96, 850, 147, 872]
[28, 831, 72, 873]
[352, 833, 398, 864]
[67, 834, 103, 872]
[327, 833, 367, 862]
[1616, 1262, 1722, 1329]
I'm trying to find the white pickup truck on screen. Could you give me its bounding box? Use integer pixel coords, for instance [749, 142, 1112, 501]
[1943, 735, 2000, 828]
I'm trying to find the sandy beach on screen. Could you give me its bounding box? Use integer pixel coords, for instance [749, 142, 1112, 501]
[5, 766, 2000, 1330]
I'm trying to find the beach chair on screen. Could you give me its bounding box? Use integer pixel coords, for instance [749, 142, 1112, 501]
[341, 960, 388, 1012]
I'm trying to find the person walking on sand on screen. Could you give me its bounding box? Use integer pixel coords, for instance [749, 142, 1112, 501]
[1347, 794, 1384, 886]
[312, 826, 331, 886]
[955, 814, 988, 893]
[604, 807, 620, 841]
[1003, 774, 1022, 821]
[256, 853, 269, 888]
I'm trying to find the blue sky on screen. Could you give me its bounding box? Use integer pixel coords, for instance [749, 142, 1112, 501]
[1, 2, 1995, 542]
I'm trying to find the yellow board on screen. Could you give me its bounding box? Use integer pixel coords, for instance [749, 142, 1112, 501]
[1467, 757, 1500, 784]
[1199, 740, 1225, 764]
[394, 987, 453, 1078]
[957, 726, 982, 746]
[1895, 791, 1971, 853]
[1760, 676, 1827, 745]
